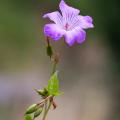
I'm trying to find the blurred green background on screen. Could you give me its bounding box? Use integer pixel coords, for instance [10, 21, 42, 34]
[0, 0, 120, 120]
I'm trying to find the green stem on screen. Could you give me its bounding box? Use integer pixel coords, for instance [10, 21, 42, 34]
[52, 63, 57, 75]
[42, 62, 56, 120]
[42, 100, 52, 120]
[42, 37, 57, 120]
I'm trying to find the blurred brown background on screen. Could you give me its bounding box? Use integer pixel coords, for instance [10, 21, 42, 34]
[0, 0, 120, 120]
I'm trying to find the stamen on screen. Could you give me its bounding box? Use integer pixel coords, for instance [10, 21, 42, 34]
[64, 23, 69, 30]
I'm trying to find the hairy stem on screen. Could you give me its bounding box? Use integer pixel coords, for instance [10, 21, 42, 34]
[42, 100, 52, 120]
[52, 62, 57, 74]
[42, 37, 58, 120]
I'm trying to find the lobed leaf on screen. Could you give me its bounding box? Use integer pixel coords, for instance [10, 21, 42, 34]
[47, 71, 62, 96]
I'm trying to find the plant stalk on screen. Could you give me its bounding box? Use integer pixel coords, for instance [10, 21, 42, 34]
[42, 100, 52, 120]
[42, 37, 58, 120]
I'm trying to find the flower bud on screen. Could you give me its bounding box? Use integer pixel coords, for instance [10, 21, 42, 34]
[24, 114, 33, 120]
[47, 45, 53, 58]
[34, 107, 43, 118]
[25, 104, 38, 114]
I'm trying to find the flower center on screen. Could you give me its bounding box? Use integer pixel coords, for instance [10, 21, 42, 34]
[64, 23, 70, 31]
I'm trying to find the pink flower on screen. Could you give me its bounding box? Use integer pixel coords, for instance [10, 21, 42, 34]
[43, 0, 94, 46]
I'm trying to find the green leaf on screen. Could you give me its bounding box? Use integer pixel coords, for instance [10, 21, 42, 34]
[34, 107, 43, 118]
[35, 88, 49, 97]
[25, 104, 38, 114]
[47, 71, 60, 96]
[47, 45, 53, 57]
[53, 91, 64, 96]
[24, 114, 33, 120]
[35, 89, 44, 96]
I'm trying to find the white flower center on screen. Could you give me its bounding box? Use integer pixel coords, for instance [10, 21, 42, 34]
[63, 20, 78, 31]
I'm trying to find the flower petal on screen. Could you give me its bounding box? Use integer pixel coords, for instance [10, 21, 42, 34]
[76, 29, 86, 44]
[77, 15, 94, 29]
[64, 27, 86, 46]
[43, 11, 63, 26]
[59, 0, 80, 15]
[44, 24, 65, 41]
[59, 0, 80, 25]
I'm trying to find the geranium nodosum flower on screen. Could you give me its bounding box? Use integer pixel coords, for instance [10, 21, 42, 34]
[43, 0, 94, 46]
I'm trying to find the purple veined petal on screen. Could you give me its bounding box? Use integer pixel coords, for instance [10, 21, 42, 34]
[76, 28, 86, 44]
[59, 0, 80, 25]
[59, 0, 80, 15]
[44, 24, 65, 41]
[64, 27, 86, 46]
[43, 11, 63, 27]
[76, 15, 94, 29]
